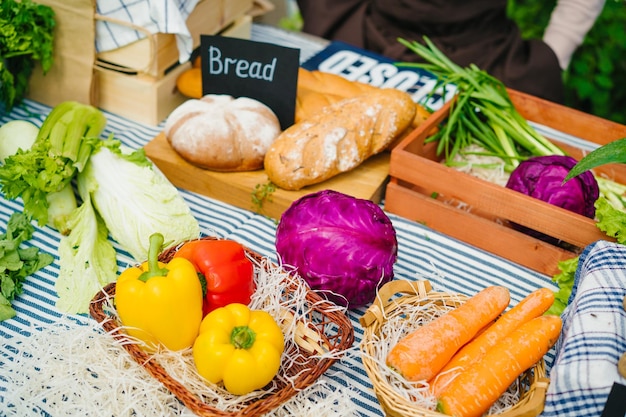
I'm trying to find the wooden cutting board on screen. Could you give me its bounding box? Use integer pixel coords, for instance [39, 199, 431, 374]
[144, 132, 391, 219]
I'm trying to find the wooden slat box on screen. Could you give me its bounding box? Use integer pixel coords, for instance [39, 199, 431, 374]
[96, 0, 254, 78]
[94, 16, 252, 125]
[385, 89, 626, 276]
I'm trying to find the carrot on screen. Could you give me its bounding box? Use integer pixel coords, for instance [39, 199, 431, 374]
[430, 287, 554, 396]
[386, 286, 510, 382]
[436, 314, 562, 417]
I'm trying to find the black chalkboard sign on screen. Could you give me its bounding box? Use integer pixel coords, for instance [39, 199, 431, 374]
[199, 35, 300, 130]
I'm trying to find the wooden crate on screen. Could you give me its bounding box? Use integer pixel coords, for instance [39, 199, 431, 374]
[143, 132, 390, 220]
[94, 16, 252, 126]
[94, 61, 190, 126]
[386, 89, 626, 276]
[96, 0, 254, 78]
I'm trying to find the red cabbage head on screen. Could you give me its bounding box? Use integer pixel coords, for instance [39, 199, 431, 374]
[505, 155, 599, 243]
[506, 155, 599, 218]
[275, 190, 398, 309]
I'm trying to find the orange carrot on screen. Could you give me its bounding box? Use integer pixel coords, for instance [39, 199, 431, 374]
[386, 286, 510, 382]
[436, 314, 562, 417]
[430, 287, 555, 396]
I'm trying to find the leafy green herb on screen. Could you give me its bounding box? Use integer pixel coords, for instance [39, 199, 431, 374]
[0, 0, 56, 111]
[0, 101, 106, 229]
[251, 180, 277, 214]
[0, 211, 54, 321]
[398, 36, 565, 172]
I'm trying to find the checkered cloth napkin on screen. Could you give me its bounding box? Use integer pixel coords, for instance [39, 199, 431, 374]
[95, 0, 200, 62]
[543, 240, 626, 416]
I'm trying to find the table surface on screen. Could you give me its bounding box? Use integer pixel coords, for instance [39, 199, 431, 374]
[0, 24, 559, 416]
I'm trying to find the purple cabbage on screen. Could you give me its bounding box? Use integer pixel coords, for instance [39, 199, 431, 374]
[275, 190, 398, 309]
[505, 155, 599, 242]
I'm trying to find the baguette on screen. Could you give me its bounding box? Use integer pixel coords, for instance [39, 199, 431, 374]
[295, 88, 341, 122]
[296, 68, 432, 128]
[264, 88, 416, 190]
[297, 67, 377, 96]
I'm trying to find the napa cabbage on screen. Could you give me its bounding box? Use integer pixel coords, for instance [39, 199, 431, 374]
[55, 140, 200, 313]
[77, 142, 200, 262]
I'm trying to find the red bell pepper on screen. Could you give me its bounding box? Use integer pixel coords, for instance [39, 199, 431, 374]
[173, 239, 255, 316]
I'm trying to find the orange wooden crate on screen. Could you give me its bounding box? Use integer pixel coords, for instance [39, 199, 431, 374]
[386, 89, 626, 276]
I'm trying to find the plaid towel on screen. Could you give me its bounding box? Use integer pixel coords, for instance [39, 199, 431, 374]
[543, 240, 626, 416]
[95, 0, 200, 62]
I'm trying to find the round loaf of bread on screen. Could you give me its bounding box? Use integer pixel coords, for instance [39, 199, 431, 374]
[164, 95, 281, 171]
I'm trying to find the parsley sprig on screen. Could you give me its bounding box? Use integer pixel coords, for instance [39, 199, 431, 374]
[0, 212, 54, 321]
[0, 0, 56, 111]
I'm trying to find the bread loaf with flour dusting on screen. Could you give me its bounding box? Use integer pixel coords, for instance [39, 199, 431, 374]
[264, 88, 416, 190]
[164, 95, 281, 172]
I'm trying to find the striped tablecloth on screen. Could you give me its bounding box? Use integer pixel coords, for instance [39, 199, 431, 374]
[0, 101, 558, 416]
[543, 240, 626, 417]
[0, 24, 566, 417]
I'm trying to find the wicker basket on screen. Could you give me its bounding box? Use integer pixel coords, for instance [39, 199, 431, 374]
[89, 237, 355, 416]
[359, 280, 549, 417]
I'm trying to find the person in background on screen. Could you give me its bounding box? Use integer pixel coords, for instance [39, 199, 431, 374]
[296, 0, 605, 104]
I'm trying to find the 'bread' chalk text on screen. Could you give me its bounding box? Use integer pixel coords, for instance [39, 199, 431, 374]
[208, 46, 276, 81]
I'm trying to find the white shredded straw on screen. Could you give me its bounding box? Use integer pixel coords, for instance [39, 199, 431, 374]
[0, 256, 359, 416]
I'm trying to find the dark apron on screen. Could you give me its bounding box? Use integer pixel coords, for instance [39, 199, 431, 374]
[297, 0, 564, 103]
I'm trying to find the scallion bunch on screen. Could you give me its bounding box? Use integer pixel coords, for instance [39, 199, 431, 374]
[398, 37, 564, 172]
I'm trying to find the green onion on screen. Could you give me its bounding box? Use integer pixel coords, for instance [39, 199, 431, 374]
[398, 36, 565, 171]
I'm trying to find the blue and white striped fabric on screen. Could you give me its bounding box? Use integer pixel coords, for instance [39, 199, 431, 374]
[543, 240, 626, 417]
[0, 99, 558, 416]
[95, 0, 200, 62]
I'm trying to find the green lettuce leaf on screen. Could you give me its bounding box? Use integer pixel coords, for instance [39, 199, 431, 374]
[594, 197, 626, 245]
[77, 143, 199, 262]
[55, 186, 118, 315]
[546, 256, 580, 316]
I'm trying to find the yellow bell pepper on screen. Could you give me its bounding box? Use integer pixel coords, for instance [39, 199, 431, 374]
[115, 233, 203, 351]
[193, 303, 285, 395]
